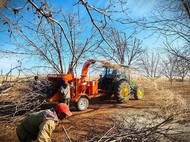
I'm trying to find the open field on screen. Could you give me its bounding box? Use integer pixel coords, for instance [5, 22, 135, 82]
[0, 77, 190, 141]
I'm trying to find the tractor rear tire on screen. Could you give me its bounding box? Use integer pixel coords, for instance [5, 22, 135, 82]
[114, 80, 131, 103]
[76, 97, 89, 111]
[134, 85, 144, 100]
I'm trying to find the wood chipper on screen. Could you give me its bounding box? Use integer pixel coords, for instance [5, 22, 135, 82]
[46, 59, 144, 110]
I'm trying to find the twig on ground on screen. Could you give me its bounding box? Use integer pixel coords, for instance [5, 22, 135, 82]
[62, 126, 72, 142]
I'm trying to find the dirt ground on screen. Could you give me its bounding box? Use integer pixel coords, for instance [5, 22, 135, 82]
[52, 82, 190, 142]
[0, 78, 190, 142]
[52, 99, 155, 141]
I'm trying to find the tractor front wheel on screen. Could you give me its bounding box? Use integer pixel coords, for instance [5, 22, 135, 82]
[114, 80, 131, 103]
[76, 97, 89, 111]
[134, 85, 144, 100]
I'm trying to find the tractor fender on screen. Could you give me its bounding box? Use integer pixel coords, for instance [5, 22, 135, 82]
[117, 78, 129, 83]
[113, 78, 129, 88]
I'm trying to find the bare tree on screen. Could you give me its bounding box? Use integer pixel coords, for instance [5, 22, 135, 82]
[0, 1, 100, 74]
[137, 0, 190, 63]
[61, 12, 101, 73]
[173, 55, 189, 82]
[161, 53, 178, 84]
[163, 40, 190, 83]
[0, 0, 137, 56]
[164, 39, 190, 68]
[78, 0, 137, 48]
[95, 27, 145, 67]
[140, 50, 161, 80]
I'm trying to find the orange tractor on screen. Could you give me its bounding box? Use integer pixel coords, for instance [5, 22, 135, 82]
[46, 59, 144, 110]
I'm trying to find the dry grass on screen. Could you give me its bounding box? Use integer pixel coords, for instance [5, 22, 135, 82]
[133, 77, 189, 121]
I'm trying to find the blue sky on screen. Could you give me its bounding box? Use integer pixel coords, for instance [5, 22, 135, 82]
[0, 0, 165, 75]
[126, 0, 158, 17]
